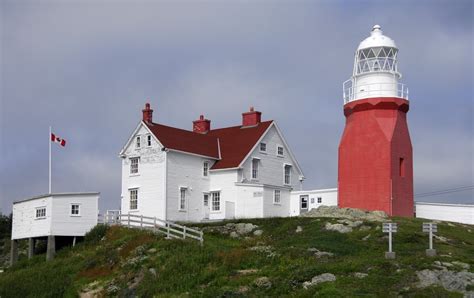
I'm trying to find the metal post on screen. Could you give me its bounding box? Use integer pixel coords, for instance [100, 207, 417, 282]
[49, 126, 52, 194]
[429, 229, 433, 250]
[10, 239, 18, 266]
[46, 235, 56, 261]
[73, 236, 76, 247]
[388, 230, 392, 253]
[183, 226, 186, 239]
[166, 223, 170, 238]
[28, 238, 35, 259]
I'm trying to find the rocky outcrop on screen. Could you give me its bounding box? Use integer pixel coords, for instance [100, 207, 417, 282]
[325, 223, 352, 233]
[301, 206, 387, 221]
[416, 269, 474, 295]
[302, 273, 336, 289]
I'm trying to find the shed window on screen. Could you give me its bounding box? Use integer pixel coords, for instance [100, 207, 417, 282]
[36, 207, 46, 219]
[284, 164, 292, 185]
[147, 134, 152, 146]
[203, 161, 209, 177]
[130, 189, 138, 210]
[274, 190, 281, 204]
[136, 136, 141, 148]
[130, 157, 139, 174]
[179, 187, 187, 210]
[251, 158, 259, 179]
[70, 204, 80, 216]
[211, 191, 220, 211]
[317, 197, 322, 203]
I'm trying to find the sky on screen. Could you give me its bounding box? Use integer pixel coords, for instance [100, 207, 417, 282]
[1, 0, 473, 214]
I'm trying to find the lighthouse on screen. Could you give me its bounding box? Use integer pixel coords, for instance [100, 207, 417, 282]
[338, 25, 414, 217]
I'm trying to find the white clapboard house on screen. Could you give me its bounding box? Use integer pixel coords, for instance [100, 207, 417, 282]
[119, 103, 307, 222]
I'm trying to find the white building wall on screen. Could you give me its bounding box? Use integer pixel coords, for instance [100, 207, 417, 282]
[240, 126, 301, 190]
[234, 184, 264, 218]
[12, 196, 53, 240]
[121, 124, 167, 221]
[209, 170, 238, 220]
[166, 151, 214, 222]
[50, 193, 99, 236]
[263, 187, 291, 217]
[415, 202, 474, 225]
[290, 188, 338, 216]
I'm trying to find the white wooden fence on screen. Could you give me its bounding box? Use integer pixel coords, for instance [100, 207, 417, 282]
[102, 211, 204, 245]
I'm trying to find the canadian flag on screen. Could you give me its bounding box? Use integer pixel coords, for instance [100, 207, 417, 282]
[51, 133, 66, 147]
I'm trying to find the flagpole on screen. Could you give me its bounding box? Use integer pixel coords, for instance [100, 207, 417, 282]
[49, 126, 52, 194]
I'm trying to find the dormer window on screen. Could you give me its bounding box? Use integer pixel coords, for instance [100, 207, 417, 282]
[147, 134, 152, 147]
[277, 146, 284, 157]
[136, 136, 141, 148]
[259, 142, 267, 153]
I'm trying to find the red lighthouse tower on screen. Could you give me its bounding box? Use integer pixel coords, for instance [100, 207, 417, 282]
[338, 25, 414, 217]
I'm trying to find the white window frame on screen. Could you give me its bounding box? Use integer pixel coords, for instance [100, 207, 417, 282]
[130, 157, 139, 175]
[179, 187, 187, 211]
[277, 145, 284, 157]
[147, 134, 152, 147]
[203, 161, 209, 177]
[35, 207, 46, 219]
[251, 158, 259, 180]
[203, 193, 209, 207]
[259, 142, 267, 153]
[129, 188, 138, 210]
[284, 164, 292, 185]
[70, 203, 81, 216]
[300, 195, 309, 209]
[273, 189, 281, 205]
[317, 197, 322, 204]
[211, 191, 221, 212]
[136, 136, 141, 149]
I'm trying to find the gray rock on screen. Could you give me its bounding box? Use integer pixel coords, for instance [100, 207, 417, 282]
[325, 222, 352, 233]
[353, 272, 368, 278]
[313, 250, 334, 258]
[148, 268, 157, 277]
[296, 226, 303, 233]
[434, 235, 450, 243]
[416, 269, 474, 294]
[362, 234, 371, 241]
[303, 273, 336, 289]
[359, 225, 371, 231]
[235, 223, 258, 235]
[237, 269, 259, 275]
[147, 248, 157, 254]
[253, 276, 272, 289]
[337, 219, 363, 227]
[253, 229, 263, 236]
[452, 261, 470, 270]
[230, 231, 239, 238]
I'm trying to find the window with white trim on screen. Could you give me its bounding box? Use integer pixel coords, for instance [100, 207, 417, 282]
[147, 134, 152, 146]
[36, 207, 46, 219]
[130, 188, 138, 210]
[277, 146, 284, 157]
[273, 189, 281, 204]
[179, 187, 187, 210]
[203, 194, 209, 206]
[260, 142, 267, 152]
[70, 204, 80, 216]
[136, 136, 141, 148]
[211, 191, 220, 211]
[317, 197, 322, 204]
[284, 164, 291, 185]
[203, 161, 209, 177]
[251, 158, 259, 179]
[130, 157, 139, 174]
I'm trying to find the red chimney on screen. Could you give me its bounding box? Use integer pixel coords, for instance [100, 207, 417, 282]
[242, 106, 261, 127]
[142, 103, 153, 123]
[193, 115, 211, 134]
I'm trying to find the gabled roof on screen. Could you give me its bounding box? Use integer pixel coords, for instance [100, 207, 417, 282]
[143, 120, 273, 169]
[207, 121, 273, 169]
[145, 123, 220, 159]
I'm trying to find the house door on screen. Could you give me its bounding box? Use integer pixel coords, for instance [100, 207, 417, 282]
[203, 194, 210, 219]
[300, 195, 309, 214]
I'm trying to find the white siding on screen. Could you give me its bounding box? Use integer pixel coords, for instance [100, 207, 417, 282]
[209, 170, 238, 220]
[166, 151, 213, 222]
[50, 194, 99, 236]
[240, 126, 301, 190]
[263, 187, 291, 217]
[290, 188, 338, 216]
[121, 124, 167, 220]
[415, 202, 474, 225]
[235, 184, 264, 218]
[12, 196, 53, 240]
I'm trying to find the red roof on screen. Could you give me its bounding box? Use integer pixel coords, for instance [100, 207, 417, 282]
[145, 120, 273, 169]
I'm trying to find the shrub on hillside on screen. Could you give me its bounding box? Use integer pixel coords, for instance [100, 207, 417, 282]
[84, 224, 109, 244]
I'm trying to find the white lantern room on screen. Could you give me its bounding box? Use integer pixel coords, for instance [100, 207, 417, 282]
[343, 25, 409, 103]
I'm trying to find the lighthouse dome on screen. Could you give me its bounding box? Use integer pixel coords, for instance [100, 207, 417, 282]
[357, 25, 397, 50]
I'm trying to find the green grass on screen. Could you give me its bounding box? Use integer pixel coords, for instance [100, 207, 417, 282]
[0, 216, 472, 297]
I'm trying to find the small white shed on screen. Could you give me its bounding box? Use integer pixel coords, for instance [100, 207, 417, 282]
[290, 188, 338, 216]
[11, 192, 99, 263]
[415, 202, 474, 225]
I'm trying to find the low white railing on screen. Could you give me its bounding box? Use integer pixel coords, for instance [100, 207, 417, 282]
[343, 79, 409, 104]
[102, 212, 204, 245]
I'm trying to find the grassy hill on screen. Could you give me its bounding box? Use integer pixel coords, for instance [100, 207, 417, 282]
[0, 215, 472, 297]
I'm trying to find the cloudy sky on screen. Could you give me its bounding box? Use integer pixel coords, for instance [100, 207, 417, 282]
[1, 0, 472, 213]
